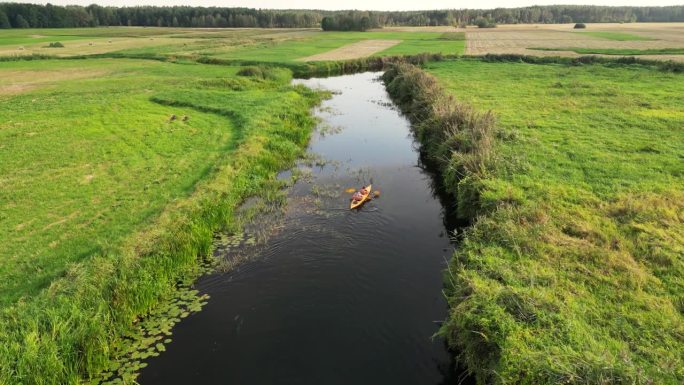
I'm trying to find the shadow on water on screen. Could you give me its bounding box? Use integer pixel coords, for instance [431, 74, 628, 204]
[138, 72, 473, 385]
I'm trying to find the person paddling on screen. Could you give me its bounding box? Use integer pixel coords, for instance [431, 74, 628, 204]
[352, 186, 369, 202]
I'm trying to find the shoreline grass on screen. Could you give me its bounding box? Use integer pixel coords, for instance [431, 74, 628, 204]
[0, 59, 324, 384]
[384, 59, 684, 385]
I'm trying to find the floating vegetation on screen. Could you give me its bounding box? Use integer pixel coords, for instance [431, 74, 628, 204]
[317, 105, 341, 116]
[215, 192, 289, 273]
[297, 153, 342, 175]
[89, 286, 209, 385]
[299, 152, 328, 168]
[310, 183, 342, 200]
[317, 121, 344, 137]
[370, 99, 394, 109]
[291, 166, 314, 184]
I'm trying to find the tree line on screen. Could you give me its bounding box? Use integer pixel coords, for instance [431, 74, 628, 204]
[1, 3, 683, 29]
[321, 13, 382, 31]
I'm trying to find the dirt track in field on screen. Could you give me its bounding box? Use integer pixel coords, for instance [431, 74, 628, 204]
[299, 39, 401, 61]
[464, 23, 684, 62]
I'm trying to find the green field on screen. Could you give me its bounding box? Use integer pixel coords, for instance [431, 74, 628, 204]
[202, 31, 465, 61]
[578, 31, 656, 41]
[2, 59, 240, 303]
[417, 60, 684, 384]
[532, 47, 684, 55]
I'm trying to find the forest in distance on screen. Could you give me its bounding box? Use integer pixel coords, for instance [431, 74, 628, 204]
[1, 3, 684, 29]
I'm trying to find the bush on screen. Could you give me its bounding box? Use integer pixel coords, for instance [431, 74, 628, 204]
[574, 23, 587, 29]
[474, 17, 497, 28]
[47, 42, 64, 48]
[236, 65, 279, 80]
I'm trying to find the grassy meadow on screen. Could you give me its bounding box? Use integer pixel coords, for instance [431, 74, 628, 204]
[1, 24, 684, 385]
[386, 59, 684, 384]
[532, 47, 684, 55]
[577, 31, 656, 41]
[0, 50, 323, 383]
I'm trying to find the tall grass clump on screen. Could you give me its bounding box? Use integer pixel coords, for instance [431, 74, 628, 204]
[236, 65, 282, 81]
[383, 63, 496, 219]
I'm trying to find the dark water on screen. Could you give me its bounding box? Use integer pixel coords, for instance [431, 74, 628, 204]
[139, 72, 462, 385]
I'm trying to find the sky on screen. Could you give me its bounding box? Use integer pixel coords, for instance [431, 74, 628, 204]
[8, 1, 684, 11]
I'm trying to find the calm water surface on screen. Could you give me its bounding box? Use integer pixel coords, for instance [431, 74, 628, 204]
[139, 72, 461, 385]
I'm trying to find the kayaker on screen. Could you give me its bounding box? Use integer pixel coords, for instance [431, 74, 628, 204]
[352, 191, 364, 201]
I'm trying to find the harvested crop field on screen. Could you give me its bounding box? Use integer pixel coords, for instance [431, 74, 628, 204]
[465, 23, 684, 61]
[299, 39, 401, 61]
[0, 37, 196, 57]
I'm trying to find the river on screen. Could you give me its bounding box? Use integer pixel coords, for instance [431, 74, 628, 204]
[138, 72, 462, 385]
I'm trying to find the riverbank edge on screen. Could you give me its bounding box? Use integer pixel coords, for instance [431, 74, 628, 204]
[0, 70, 325, 384]
[382, 61, 683, 384]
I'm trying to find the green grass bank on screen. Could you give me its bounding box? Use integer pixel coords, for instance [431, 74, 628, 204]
[0, 58, 323, 383]
[384, 60, 684, 384]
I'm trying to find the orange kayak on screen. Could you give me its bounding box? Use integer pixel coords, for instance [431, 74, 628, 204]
[350, 184, 372, 210]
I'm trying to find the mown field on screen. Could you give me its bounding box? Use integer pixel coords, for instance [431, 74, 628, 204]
[463, 22, 684, 61]
[0, 27, 466, 60]
[1, 24, 683, 385]
[407, 59, 683, 384]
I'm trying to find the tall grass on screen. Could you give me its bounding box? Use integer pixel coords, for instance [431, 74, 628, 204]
[385, 60, 684, 385]
[383, 63, 496, 219]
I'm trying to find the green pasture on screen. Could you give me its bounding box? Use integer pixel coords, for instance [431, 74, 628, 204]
[425, 59, 684, 384]
[532, 46, 684, 55]
[1, 59, 244, 303]
[0, 55, 321, 383]
[579, 31, 656, 40]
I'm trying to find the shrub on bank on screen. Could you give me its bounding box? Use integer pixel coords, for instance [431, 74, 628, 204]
[236, 65, 281, 81]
